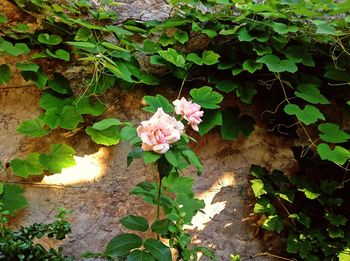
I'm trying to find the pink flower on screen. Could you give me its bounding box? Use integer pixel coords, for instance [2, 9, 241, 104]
[173, 97, 204, 131]
[137, 108, 184, 154]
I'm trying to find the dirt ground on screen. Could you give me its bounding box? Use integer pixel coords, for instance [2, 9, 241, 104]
[0, 1, 299, 260]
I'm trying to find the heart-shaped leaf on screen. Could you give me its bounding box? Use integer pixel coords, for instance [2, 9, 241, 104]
[39, 144, 76, 173]
[284, 104, 325, 125]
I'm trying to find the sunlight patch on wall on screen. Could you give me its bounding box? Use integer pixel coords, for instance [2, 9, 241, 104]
[186, 172, 236, 231]
[42, 148, 109, 185]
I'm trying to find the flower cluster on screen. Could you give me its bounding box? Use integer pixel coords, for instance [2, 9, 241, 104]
[137, 98, 203, 154]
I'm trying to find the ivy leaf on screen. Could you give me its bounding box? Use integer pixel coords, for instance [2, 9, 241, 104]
[38, 33, 63, 45]
[0, 14, 8, 24]
[298, 188, 319, 200]
[17, 63, 48, 89]
[256, 54, 298, 73]
[338, 249, 350, 261]
[284, 104, 325, 125]
[66, 41, 96, 49]
[270, 22, 298, 34]
[325, 213, 347, 227]
[45, 106, 84, 130]
[158, 48, 186, 68]
[312, 20, 337, 35]
[318, 123, 350, 143]
[236, 82, 257, 104]
[163, 173, 193, 194]
[254, 198, 276, 215]
[201, 50, 220, 65]
[127, 250, 155, 261]
[221, 107, 255, 140]
[242, 60, 263, 73]
[143, 238, 172, 261]
[289, 212, 311, 228]
[186, 53, 203, 65]
[284, 46, 315, 67]
[143, 94, 174, 114]
[104, 234, 142, 257]
[214, 79, 238, 93]
[262, 215, 284, 233]
[198, 109, 222, 135]
[251, 179, 267, 198]
[317, 143, 350, 165]
[174, 30, 189, 44]
[86, 119, 122, 146]
[46, 49, 70, 61]
[106, 25, 134, 36]
[0, 39, 30, 56]
[0, 184, 27, 216]
[0, 64, 11, 84]
[190, 86, 223, 109]
[17, 116, 50, 137]
[48, 73, 72, 94]
[120, 215, 149, 232]
[39, 144, 76, 173]
[324, 64, 350, 82]
[10, 153, 44, 178]
[251, 165, 268, 178]
[39, 91, 74, 111]
[75, 96, 106, 116]
[295, 84, 330, 104]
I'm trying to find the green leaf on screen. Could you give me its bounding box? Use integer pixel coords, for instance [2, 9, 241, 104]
[262, 215, 284, 233]
[0, 39, 30, 56]
[214, 79, 238, 93]
[39, 144, 76, 173]
[48, 49, 70, 61]
[338, 249, 350, 261]
[48, 73, 72, 94]
[182, 150, 203, 175]
[242, 60, 263, 73]
[127, 250, 155, 261]
[190, 86, 223, 109]
[186, 53, 203, 65]
[142, 40, 162, 53]
[256, 54, 298, 73]
[45, 106, 84, 130]
[251, 179, 268, 198]
[254, 198, 276, 215]
[17, 63, 48, 89]
[0, 64, 11, 84]
[174, 30, 189, 44]
[163, 172, 193, 194]
[75, 96, 106, 116]
[298, 188, 319, 200]
[164, 150, 178, 167]
[236, 82, 257, 104]
[0, 14, 8, 24]
[198, 109, 222, 135]
[75, 28, 92, 41]
[17, 117, 50, 137]
[38, 33, 62, 45]
[143, 238, 172, 261]
[325, 213, 347, 227]
[324, 64, 350, 82]
[295, 84, 330, 104]
[289, 212, 311, 228]
[318, 123, 350, 143]
[284, 46, 315, 67]
[10, 153, 44, 178]
[127, 146, 143, 167]
[40, 91, 74, 111]
[121, 126, 137, 141]
[201, 50, 220, 65]
[120, 215, 149, 232]
[17, 63, 39, 72]
[158, 48, 186, 68]
[270, 22, 298, 34]
[221, 108, 255, 140]
[106, 25, 134, 36]
[104, 234, 142, 257]
[251, 165, 268, 178]
[312, 20, 337, 35]
[317, 143, 350, 165]
[66, 41, 96, 49]
[151, 219, 172, 235]
[0, 184, 27, 215]
[143, 152, 161, 164]
[143, 95, 174, 114]
[86, 119, 122, 146]
[284, 104, 325, 125]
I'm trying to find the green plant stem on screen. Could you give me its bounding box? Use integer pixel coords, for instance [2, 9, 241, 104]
[156, 176, 162, 239]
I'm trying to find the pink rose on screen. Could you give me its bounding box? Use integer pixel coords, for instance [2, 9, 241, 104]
[173, 97, 204, 131]
[137, 108, 184, 154]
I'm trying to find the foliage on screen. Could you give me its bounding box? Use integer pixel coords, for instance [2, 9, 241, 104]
[0, 0, 350, 260]
[0, 208, 73, 260]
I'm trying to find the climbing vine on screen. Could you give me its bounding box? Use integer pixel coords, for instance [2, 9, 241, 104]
[0, 0, 350, 260]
